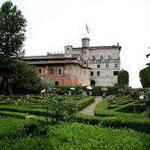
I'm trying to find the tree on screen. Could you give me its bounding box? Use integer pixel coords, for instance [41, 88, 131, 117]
[12, 61, 41, 94]
[0, 1, 26, 57]
[118, 69, 129, 87]
[0, 1, 26, 95]
[139, 66, 150, 88]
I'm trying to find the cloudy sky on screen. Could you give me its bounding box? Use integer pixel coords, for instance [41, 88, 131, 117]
[0, 0, 150, 88]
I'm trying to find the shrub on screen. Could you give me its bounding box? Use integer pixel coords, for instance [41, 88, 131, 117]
[139, 66, 150, 88]
[43, 94, 78, 124]
[76, 113, 150, 133]
[118, 69, 129, 87]
[116, 104, 145, 113]
[12, 61, 41, 94]
[92, 86, 119, 96]
[77, 97, 95, 110]
[23, 121, 48, 136]
[144, 90, 150, 118]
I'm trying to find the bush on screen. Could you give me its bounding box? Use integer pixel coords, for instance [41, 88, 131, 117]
[139, 66, 150, 88]
[52, 86, 86, 95]
[77, 97, 95, 110]
[23, 121, 48, 136]
[118, 69, 129, 87]
[43, 94, 78, 124]
[92, 86, 119, 96]
[12, 61, 41, 94]
[116, 104, 145, 113]
[76, 113, 150, 133]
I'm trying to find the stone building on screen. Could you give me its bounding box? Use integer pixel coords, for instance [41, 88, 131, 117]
[24, 37, 121, 87]
[23, 54, 91, 86]
[65, 37, 121, 86]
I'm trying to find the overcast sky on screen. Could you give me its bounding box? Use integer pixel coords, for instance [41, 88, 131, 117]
[1, 0, 150, 88]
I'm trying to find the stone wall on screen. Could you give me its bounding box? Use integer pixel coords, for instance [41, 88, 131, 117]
[36, 64, 90, 86]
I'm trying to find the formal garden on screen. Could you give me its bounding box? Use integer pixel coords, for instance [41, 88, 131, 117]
[0, 1, 150, 150]
[0, 93, 149, 150]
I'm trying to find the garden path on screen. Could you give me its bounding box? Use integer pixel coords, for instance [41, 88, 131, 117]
[80, 96, 102, 116]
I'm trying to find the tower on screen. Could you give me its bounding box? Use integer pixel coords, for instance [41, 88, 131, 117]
[64, 45, 73, 57]
[81, 37, 90, 66]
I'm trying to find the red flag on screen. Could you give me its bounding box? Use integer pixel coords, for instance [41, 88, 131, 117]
[86, 23, 89, 34]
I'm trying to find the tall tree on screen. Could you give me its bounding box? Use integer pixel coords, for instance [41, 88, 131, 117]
[0, 1, 26, 57]
[118, 69, 129, 88]
[0, 1, 26, 95]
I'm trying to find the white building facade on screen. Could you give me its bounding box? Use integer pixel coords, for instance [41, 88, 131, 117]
[65, 37, 121, 86]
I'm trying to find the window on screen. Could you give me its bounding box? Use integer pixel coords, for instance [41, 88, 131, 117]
[115, 64, 118, 68]
[108, 55, 111, 59]
[38, 69, 41, 74]
[106, 63, 109, 68]
[92, 55, 96, 60]
[91, 71, 94, 76]
[100, 55, 103, 60]
[55, 81, 59, 86]
[58, 68, 63, 75]
[97, 71, 100, 76]
[113, 71, 119, 76]
[97, 64, 100, 68]
[48, 67, 54, 74]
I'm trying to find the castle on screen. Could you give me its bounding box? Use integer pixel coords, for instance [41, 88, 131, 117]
[23, 37, 121, 86]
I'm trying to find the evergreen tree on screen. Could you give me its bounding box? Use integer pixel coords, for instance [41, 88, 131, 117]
[118, 69, 129, 88]
[139, 66, 150, 88]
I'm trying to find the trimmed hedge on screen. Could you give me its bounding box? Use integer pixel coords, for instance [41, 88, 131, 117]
[0, 118, 149, 150]
[0, 105, 48, 116]
[0, 96, 95, 122]
[77, 97, 95, 110]
[0, 111, 45, 122]
[115, 103, 145, 113]
[75, 113, 150, 134]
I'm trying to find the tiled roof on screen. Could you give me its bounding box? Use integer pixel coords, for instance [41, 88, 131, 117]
[23, 54, 67, 60]
[23, 55, 91, 69]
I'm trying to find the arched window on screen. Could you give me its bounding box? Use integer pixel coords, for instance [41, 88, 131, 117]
[100, 55, 103, 60]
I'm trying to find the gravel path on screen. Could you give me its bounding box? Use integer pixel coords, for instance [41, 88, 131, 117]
[80, 96, 102, 116]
